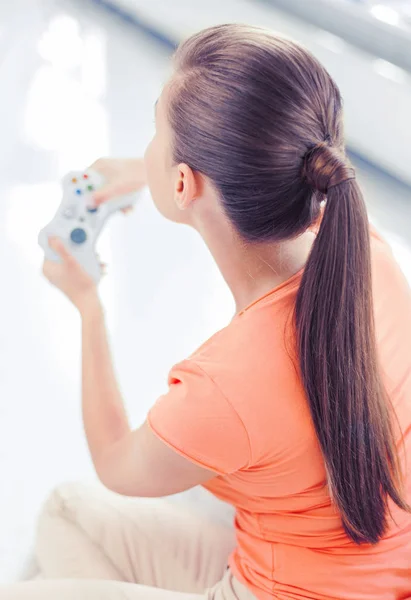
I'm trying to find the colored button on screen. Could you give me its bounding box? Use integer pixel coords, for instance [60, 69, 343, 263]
[87, 207, 98, 213]
[70, 228, 87, 244]
[75, 189, 82, 195]
[87, 185, 94, 191]
[72, 177, 78, 183]
[83, 174, 89, 179]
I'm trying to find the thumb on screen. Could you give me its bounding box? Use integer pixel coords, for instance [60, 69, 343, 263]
[92, 181, 134, 206]
[48, 237, 73, 263]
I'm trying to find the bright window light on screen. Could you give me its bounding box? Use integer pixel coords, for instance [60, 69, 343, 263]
[37, 15, 83, 70]
[370, 4, 401, 27]
[373, 59, 408, 84]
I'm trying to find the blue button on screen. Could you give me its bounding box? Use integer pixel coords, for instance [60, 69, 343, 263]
[70, 228, 87, 244]
[75, 189, 82, 195]
[87, 207, 98, 213]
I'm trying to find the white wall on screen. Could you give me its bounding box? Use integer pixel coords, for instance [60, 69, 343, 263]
[97, 0, 411, 187]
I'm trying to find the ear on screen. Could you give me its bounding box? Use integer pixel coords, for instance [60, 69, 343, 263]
[174, 163, 198, 210]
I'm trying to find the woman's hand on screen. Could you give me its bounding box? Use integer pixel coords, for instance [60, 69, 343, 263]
[90, 158, 147, 207]
[43, 238, 101, 315]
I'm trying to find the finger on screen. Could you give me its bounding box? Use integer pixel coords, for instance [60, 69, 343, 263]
[89, 158, 108, 173]
[42, 259, 61, 282]
[42, 259, 54, 279]
[92, 181, 134, 206]
[48, 237, 73, 263]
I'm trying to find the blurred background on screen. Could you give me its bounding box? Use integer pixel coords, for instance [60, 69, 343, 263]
[0, 0, 410, 583]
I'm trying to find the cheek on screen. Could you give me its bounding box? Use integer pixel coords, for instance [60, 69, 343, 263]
[144, 137, 181, 222]
[144, 137, 162, 200]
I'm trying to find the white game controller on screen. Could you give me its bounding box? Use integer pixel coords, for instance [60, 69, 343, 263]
[39, 169, 138, 282]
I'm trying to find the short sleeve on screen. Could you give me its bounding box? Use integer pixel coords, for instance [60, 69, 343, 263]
[148, 360, 251, 474]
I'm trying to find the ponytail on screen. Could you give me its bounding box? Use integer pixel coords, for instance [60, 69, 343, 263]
[296, 144, 409, 544]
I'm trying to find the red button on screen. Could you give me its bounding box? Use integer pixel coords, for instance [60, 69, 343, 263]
[83, 174, 89, 179]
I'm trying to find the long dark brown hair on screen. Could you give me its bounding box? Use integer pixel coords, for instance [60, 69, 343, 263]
[167, 24, 408, 543]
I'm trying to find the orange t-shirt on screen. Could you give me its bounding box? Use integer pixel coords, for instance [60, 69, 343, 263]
[148, 229, 411, 600]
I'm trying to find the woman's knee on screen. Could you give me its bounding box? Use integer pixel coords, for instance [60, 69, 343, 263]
[35, 481, 105, 562]
[38, 481, 95, 524]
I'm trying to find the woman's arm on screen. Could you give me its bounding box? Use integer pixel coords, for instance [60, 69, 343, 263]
[80, 294, 129, 462]
[43, 238, 216, 497]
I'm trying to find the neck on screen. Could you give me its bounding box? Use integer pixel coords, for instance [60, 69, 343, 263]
[194, 209, 315, 314]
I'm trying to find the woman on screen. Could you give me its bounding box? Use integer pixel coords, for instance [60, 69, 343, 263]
[4, 23, 411, 600]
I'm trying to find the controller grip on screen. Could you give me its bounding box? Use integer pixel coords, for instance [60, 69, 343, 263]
[39, 228, 102, 283]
